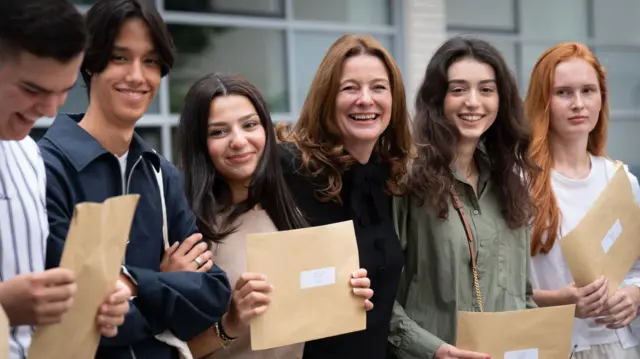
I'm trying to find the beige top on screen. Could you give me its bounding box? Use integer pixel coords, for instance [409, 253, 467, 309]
[205, 209, 304, 359]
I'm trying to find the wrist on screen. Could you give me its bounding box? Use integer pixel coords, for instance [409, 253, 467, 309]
[119, 273, 138, 297]
[220, 312, 239, 339]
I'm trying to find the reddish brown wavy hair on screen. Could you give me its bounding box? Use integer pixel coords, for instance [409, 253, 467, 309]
[526, 42, 609, 256]
[277, 34, 412, 203]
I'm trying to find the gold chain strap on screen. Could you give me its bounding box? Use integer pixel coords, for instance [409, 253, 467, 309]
[452, 190, 484, 312]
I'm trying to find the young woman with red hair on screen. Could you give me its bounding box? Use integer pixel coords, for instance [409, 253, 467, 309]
[527, 42, 640, 359]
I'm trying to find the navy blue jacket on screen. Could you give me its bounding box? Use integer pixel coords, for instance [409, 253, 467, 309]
[39, 113, 231, 359]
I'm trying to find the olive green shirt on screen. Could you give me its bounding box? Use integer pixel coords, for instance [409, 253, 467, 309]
[388, 156, 536, 359]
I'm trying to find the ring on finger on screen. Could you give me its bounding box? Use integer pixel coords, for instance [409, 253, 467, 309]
[194, 256, 204, 267]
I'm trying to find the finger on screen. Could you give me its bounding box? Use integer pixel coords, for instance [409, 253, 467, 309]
[186, 243, 209, 262]
[164, 241, 179, 256]
[352, 288, 374, 300]
[97, 311, 126, 327]
[99, 325, 118, 338]
[350, 277, 371, 289]
[174, 233, 203, 256]
[583, 280, 609, 306]
[35, 298, 74, 318]
[37, 283, 77, 303]
[595, 315, 617, 326]
[238, 292, 271, 313]
[578, 276, 606, 297]
[192, 250, 213, 269]
[364, 299, 374, 311]
[352, 269, 368, 279]
[197, 259, 214, 273]
[452, 347, 491, 359]
[236, 280, 273, 300]
[604, 293, 623, 310]
[609, 311, 636, 329]
[235, 273, 268, 291]
[39, 268, 76, 286]
[607, 297, 632, 317]
[239, 304, 269, 323]
[101, 299, 130, 317]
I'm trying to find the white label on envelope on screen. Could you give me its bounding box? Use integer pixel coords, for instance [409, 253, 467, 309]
[601, 219, 623, 253]
[504, 348, 538, 359]
[300, 267, 336, 289]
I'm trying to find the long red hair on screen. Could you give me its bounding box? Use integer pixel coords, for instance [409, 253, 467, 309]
[526, 42, 609, 256]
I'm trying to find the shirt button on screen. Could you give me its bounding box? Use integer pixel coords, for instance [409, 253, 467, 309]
[473, 209, 479, 215]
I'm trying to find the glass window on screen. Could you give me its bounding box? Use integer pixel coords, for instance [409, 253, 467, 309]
[171, 126, 181, 167]
[164, 0, 284, 18]
[168, 25, 288, 114]
[58, 76, 160, 115]
[607, 120, 640, 170]
[293, 32, 393, 112]
[519, 43, 559, 97]
[135, 127, 162, 152]
[293, 0, 392, 26]
[594, 48, 640, 111]
[446, 0, 515, 31]
[593, 0, 640, 42]
[520, 0, 588, 40]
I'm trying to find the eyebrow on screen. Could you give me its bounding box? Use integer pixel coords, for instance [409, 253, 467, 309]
[448, 79, 496, 85]
[208, 113, 258, 128]
[19, 80, 74, 95]
[340, 78, 390, 86]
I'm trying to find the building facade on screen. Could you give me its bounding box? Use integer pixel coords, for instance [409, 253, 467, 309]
[31, 0, 640, 171]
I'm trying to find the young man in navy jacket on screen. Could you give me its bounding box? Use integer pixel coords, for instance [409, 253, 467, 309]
[38, 1, 231, 358]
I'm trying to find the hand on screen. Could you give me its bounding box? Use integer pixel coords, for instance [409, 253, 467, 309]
[435, 343, 490, 359]
[223, 273, 273, 338]
[350, 269, 374, 311]
[96, 280, 131, 337]
[0, 268, 76, 326]
[563, 276, 608, 319]
[160, 233, 213, 273]
[595, 286, 640, 329]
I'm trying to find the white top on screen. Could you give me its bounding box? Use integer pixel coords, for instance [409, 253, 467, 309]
[0, 136, 49, 359]
[118, 152, 128, 193]
[530, 154, 640, 352]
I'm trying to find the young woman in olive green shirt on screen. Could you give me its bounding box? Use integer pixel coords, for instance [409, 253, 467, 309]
[388, 37, 538, 359]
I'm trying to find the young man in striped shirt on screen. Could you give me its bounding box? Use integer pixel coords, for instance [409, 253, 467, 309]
[0, 1, 132, 357]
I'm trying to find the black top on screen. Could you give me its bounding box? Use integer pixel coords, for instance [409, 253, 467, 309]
[278, 143, 404, 359]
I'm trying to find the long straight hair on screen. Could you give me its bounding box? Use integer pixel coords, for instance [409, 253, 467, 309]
[526, 42, 608, 255]
[178, 73, 307, 243]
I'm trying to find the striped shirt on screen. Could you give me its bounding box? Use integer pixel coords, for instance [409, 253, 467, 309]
[0, 136, 48, 359]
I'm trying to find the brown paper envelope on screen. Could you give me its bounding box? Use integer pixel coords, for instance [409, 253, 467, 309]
[28, 194, 140, 359]
[246, 220, 365, 350]
[559, 165, 640, 295]
[0, 306, 8, 359]
[456, 305, 575, 359]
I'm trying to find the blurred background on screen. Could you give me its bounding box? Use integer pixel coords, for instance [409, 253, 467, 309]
[32, 0, 640, 174]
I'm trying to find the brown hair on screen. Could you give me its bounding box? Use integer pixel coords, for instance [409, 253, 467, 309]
[410, 36, 536, 229]
[277, 34, 412, 203]
[526, 42, 608, 256]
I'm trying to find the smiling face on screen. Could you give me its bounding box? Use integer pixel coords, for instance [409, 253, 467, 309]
[443, 57, 499, 146]
[334, 54, 392, 152]
[88, 17, 161, 126]
[207, 94, 266, 188]
[549, 58, 602, 141]
[0, 51, 83, 140]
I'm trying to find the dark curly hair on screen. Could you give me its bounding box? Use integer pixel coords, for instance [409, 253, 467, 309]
[410, 36, 537, 229]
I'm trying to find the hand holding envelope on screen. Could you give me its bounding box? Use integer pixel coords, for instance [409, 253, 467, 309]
[245, 220, 367, 350]
[560, 164, 640, 297]
[28, 195, 139, 359]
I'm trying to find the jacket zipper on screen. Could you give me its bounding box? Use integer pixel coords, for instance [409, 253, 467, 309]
[122, 155, 143, 359]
